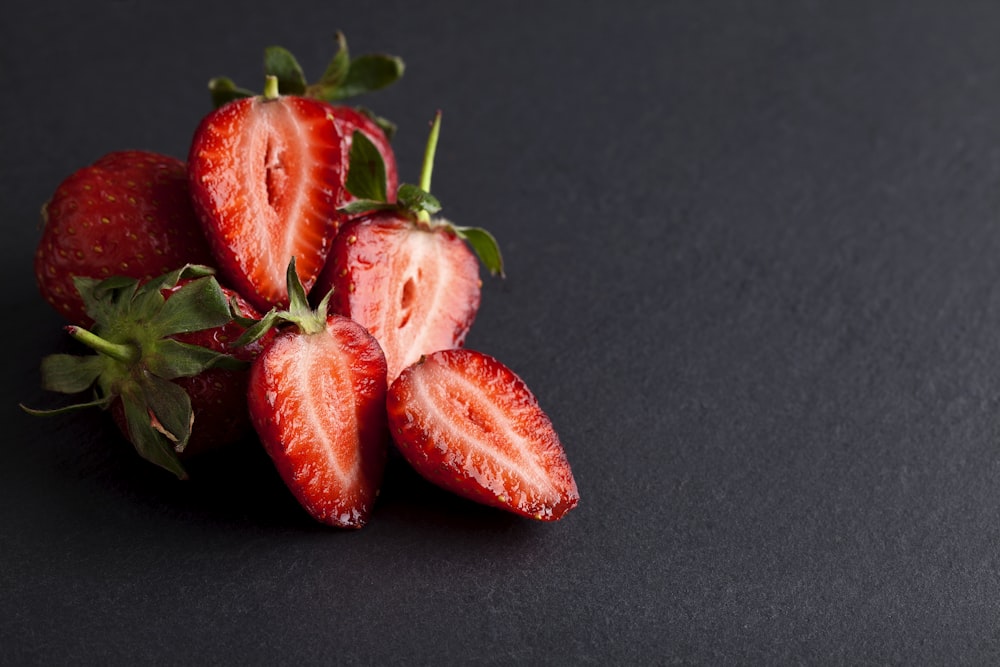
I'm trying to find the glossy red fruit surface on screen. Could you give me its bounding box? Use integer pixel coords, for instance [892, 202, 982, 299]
[316, 211, 481, 383]
[188, 95, 345, 311]
[35, 150, 214, 325]
[387, 349, 579, 521]
[247, 315, 388, 528]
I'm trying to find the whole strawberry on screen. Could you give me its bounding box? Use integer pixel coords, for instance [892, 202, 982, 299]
[24, 265, 266, 478]
[238, 259, 389, 528]
[34, 150, 214, 326]
[315, 112, 503, 382]
[387, 349, 579, 521]
[108, 281, 269, 459]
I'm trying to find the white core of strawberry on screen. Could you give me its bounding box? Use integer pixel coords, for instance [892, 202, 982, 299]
[410, 361, 560, 502]
[376, 228, 468, 381]
[395, 231, 446, 370]
[270, 332, 361, 489]
[242, 98, 318, 298]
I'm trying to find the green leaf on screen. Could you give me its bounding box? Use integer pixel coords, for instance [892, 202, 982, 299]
[128, 265, 216, 331]
[455, 226, 506, 277]
[316, 31, 350, 91]
[138, 374, 195, 453]
[264, 46, 307, 96]
[20, 396, 113, 417]
[337, 199, 398, 216]
[232, 308, 282, 348]
[228, 296, 260, 329]
[208, 77, 255, 109]
[144, 339, 246, 379]
[285, 257, 312, 321]
[397, 184, 442, 216]
[76, 275, 135, 325]
[345, 131, 388, 202]
[120, 385, 187, 479]
[331, 54, 405, 100]
[39, 354, 105, 393]
[232, 259, 327, 343]
[150, 276, 232, 336]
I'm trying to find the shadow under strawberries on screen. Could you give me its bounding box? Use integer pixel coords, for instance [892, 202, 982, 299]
[57, 419, 532, 535]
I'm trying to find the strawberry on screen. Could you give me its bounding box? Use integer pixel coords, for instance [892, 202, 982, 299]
[109, 282, 268, 459]
[386, 349, 579, 521]
[34, 150, 214, 326]
[208, 33, 402, 224]
[23, 265, 266, 478]
[187, 76, 346, 311]
[315, 112, 503, 382]
[239, 260, 389, 528]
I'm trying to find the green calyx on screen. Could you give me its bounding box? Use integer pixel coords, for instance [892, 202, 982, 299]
[234, 259, 330, 346]
[21, 265, 246, 479]
[340, 112, 506, 278]
[208, 31, 404, 136]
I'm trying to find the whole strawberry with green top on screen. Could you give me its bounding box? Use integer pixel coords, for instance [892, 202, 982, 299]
[23, 265, 267, 478]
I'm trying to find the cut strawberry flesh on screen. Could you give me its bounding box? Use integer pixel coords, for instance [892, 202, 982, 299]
[387, 349, 579, 521]
[320, 213, 481, 382]
[248, 316, 387, 528]
[189, 96, 344, 311]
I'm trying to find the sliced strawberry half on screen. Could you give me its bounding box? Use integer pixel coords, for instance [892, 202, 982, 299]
[188, 77, 345, 311]
[317, 211, 480, 382]
[387, 349, 579, 521]
[207, 33, 402, 225]
[241, 260, 388, 528]
[317, 112, 502, 383]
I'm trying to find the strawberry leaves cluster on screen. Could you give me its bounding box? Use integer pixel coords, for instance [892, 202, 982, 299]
[26, 34, 578, 527]
[342, 115, 505, 278]
[25, 266, 243, 478]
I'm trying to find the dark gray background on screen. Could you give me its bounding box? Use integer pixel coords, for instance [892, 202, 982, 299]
[4, 1, 1000, 663]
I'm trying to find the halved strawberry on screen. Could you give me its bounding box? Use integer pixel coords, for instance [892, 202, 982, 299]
[208, 33, 401, 223]
[387, 349, 579, 521]
[318, 211, 481, 382]
[240, 260, 388, 528]
[34, 150, 215, 326]
[188, 76, 345, 311]
[315, 112, 503, 382]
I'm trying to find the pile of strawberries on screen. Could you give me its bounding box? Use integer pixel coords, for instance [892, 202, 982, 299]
[26, 35, 578, 528]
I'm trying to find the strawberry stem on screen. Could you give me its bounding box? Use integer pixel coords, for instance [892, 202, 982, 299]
[416, 111, 442, 223]
[263, 75, 280, 100]
[66, 326, 139, 364]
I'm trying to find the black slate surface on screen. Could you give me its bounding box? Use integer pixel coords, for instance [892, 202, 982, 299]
[4, 1, 1000, 663]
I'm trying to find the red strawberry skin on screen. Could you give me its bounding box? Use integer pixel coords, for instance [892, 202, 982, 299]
[247, 315, 388, 528]
[34, 150, 214, 325]
[387, 349, 579, 521]
[110, 284, 269, 457]
[315, 211, 481, 383]
[188, 95, 345, 311]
